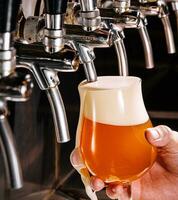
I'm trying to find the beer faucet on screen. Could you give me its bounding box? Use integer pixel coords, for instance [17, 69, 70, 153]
[167, 0, 178, 33]
[98, 0, 155, 69]
[139, 0, 176, 54]
[0, 0, 33, 189]
[65, 1, 129, 76]
[0, 73, 33, 189]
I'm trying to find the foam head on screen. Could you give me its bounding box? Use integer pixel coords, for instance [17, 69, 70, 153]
[79, 76, 149, 126]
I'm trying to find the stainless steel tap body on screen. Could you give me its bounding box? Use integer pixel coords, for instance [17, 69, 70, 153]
[139, 0, 176, 53]
[0, 100, 23, 189]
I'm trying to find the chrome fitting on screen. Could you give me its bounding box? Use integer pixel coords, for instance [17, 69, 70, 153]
[43, 29, 64, 53]
[80, 9, 101, 31]
[0, 48, 16, 78]
[43, 14, 65, 53]
[113, 0, 130, 14]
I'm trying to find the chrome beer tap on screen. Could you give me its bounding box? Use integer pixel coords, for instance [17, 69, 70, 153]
[0, 73, 33, 189]
[16, 0, 75, 143]
[171, 0, 178, 33]
[65, 1, 129, 76]
[0, 0, 33, 190]
[139, 0, 176, 53]
[166, 0, 178, 33]
[99, 1, 155, 69]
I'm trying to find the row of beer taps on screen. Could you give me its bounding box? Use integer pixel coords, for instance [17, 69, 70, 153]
[0, 0, 177, 194]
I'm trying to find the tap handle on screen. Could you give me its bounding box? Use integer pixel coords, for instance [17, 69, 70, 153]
[0, 0, 21, 33]
[44, 0, 68, 14]
[0, 101, 23, 189]
[161, 15, 176, 53]
[138, 25, 154, 69]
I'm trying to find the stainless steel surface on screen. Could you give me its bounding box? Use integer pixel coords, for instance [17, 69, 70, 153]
[46, 14, 64, 30]
[0, 49, 16, 78]
[69, 42, 97, 81]
[79, 0, 96, 11]
[111, 24, 128, 75]
[46, 85, 70, 143]
[114, 38, 128, 75]
[138, 26, 154, 69]
[43, 14, 65, 53]
[0, 100, 23, 189]
[16, 50, 79, 143]
[0, 33, 11, 50]
[0, 73, 33, 102]
[161, 15, 176, 53]
[140, 0, 176, 54]
[79, 0, 101, 31]
[113, 0, 131, 13]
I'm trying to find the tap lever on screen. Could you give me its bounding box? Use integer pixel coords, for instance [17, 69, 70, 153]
[0, 100, 23, 189]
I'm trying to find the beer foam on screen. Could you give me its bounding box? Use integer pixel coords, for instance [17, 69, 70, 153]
[79, 76, 149, 126]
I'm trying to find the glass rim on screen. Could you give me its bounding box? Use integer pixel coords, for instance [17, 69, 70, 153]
[79, 76, 142, 90]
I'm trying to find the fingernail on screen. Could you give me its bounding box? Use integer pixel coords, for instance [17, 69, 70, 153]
[149, 129, 160, 140]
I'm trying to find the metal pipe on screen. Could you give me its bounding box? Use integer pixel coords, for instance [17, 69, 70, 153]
[161, 15, 176, 53]
[46, 86, 70, 143]
[0, 100, 23, 189]
[138, 26, 154, 69]
[114, 39, 128, 75]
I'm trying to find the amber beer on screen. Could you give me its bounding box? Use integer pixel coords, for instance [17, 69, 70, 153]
[80, 117, 157, 183]
[77, 76, 157, 183]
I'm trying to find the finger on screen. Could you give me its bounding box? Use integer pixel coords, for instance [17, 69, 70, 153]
[90, 176, 105, 192]
[70, 148, 85, 169]
[145, 125, 178, 173]
[106, 184, 130, 200]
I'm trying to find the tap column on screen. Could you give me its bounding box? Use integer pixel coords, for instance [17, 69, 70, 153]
[0, 0, 21, 77]
[43, 0, 68, 53]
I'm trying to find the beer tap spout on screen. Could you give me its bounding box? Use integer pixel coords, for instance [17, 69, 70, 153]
[0, 101, 23, 189]
[110, 24, 129, 75]
[140, 0, 176, 54]
[137, 16, 154, 69]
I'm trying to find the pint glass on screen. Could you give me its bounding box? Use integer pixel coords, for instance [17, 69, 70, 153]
[72, 76, 157, 196]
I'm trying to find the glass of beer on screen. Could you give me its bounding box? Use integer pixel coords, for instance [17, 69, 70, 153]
[72, 76, 157, 199]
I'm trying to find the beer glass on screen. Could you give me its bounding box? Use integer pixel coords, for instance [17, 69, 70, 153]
[71, 76, 157, 200]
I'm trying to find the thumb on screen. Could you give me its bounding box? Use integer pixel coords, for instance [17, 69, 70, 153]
[145, 125, 178, 174]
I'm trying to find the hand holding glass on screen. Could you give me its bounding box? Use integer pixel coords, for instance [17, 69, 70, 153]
[72, 76, 157, 199]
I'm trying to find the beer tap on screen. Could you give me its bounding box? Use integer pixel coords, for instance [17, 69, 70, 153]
[65, 1, 129, 76]
[167, 0, 178, 33]
[0, 0, 32, 189]
[0, 73, 33, 189]
[139, 0, 176, 54]
[99, 1, 154, 69]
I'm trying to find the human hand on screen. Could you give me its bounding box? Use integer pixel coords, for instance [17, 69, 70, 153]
[90, 125, 178, 200]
